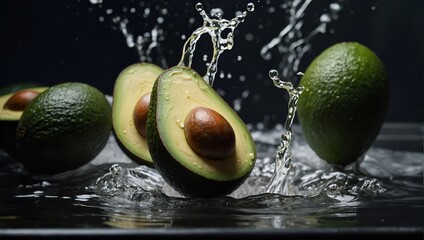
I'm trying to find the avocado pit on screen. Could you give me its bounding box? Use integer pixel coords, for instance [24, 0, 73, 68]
[184, 106, 235, 160]
[133, 92, 151, 138]
[3, 89, 40, 111]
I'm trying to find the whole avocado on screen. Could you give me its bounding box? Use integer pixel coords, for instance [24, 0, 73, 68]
[297, 42, 389, 166]
[15, 82, 112, 174]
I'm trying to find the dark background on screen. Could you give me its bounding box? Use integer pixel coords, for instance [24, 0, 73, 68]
[1, 0, 423, 125]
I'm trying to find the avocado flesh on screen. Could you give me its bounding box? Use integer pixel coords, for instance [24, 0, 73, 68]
[0, 87, 48, 121]
[147, 66, 256, 198]
[112, 63, 163, 165]
[0, 87, 48, 157]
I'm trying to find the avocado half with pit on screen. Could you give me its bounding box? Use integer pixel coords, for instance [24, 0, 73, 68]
[147, 66, 256, 198]
[112, 63, 164, 165]
[0, 87, 48, 157]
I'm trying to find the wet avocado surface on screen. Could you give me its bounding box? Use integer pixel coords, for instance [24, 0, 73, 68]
[147, 66, 256, 197]
[112, 63, 163, 165]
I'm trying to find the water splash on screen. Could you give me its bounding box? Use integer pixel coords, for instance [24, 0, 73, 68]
[88, 1, 167, 67]
[178, 3, 254, 86]
[261, 0, 343, 83]
[263, 69, 304, 194]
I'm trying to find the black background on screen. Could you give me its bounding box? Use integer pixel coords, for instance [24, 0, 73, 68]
[1, 0, 423, 125]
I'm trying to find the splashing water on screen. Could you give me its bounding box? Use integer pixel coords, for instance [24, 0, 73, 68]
[178, 3, 254, 86]
[88, 0, 167, 66]
[88, 2, 390, 201]
[264, 69, 304, 195]
[261, 0, 343, 83]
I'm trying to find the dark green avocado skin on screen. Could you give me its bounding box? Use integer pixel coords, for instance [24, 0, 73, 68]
[15, 83, 112, 174]
[146, 69, 249, 198]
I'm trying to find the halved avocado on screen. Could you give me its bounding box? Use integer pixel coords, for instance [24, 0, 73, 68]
[147, 66, 256, 198]
[0, 82, 43, 96]
[0, 87, 48, 157]
[112, 63, 164, 165]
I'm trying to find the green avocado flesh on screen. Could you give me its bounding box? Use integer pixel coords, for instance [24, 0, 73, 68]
[0, 87, 48, 157]
[112, 63, 164, 165]
[147, 66, 256, 198]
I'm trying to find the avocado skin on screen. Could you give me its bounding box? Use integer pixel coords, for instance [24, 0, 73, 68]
[15, 82, 112, 174]
[147, 69, 250, 198]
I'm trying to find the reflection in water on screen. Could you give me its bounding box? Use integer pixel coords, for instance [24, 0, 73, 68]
[0, 124, 423, 228]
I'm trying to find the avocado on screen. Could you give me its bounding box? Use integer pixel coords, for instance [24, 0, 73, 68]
[0, 87, 47, 157]
[112, 63, 164, 165]
[16, 82, 112, 174]
[147, 66, 256, 198]
[0, 82, 43, 96]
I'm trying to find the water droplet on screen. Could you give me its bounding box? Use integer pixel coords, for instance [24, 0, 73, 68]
[219, 71, 225, 79]
[198, 82, 207, 90]
[245, 33, 254, 41]
[157, 17, 164, 24]
[164, 92, 170, 100]
[320, 13, 331, 23]
[247, 3, 255, 12]
[330, 3, 342, 12]
[233, 98, 242, 112]
[241, 90, 250, 99]
[176, 119, 185, 129]
[210, 8, 224, 19]
[122, 130, 127, 134]
[248, 153, 255, 160]
[89, 0, 101, 3]
[195, 3, 203, 12]
[269, 69, 279, 80]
